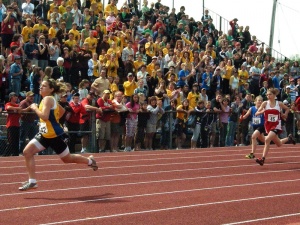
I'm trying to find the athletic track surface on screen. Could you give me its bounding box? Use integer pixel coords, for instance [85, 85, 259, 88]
[1, 145, 300, 225]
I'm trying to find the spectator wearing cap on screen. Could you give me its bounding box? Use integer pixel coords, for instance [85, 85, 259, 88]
[229, 18, 239, 39]
[146, 56, 158, 75]
[281, 85, 292, 104]
[9, 55, 23, 96]
[32, 17, 48, 33]
[1, 6, 18, 57]
[4, 92, 22, 156]
[24, 35, 39, 67]
[48, 20, 58, 39]
[123, 73, 138, 102]
[119, 5, 132, 24]
[19, 91, 37, 153]
[200, 29, 210, 50]
[97, 90, 114, 152]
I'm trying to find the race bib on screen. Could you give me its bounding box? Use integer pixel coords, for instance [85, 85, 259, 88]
[252, 117, 261, 125]
[39, 122, 48, 134]
[267, 114, 278, 122]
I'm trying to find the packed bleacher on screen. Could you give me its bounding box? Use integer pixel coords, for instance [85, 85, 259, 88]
[1, 0, 300, 156]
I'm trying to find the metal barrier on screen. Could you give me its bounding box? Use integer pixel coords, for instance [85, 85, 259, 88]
[206, 8, 290, 63]
[0, 109, 298, 156]
[0, 111, 96, 157]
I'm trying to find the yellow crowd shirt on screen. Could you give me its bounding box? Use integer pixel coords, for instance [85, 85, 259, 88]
[105, 60, 118, 77]
[85, 37, 98, 54]
[33, 24, 48, 32]
[176, 105, 193, 121]
[187, 92, 200, 109]
[238, 69, 249, 85]
[69, 29, 80, 42]
[21, 26, 33, 43]
[123, 81, 138, 97]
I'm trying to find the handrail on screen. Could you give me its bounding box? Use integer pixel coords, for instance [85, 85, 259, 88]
[205, 8, 290, 63]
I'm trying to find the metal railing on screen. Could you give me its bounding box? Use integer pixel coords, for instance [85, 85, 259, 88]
[0, 109, 298, 156]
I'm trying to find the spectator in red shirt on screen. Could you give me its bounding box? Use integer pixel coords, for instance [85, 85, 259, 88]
[4, 92, 22, 156]
[80, 91, 101, 153]
[97, 90, 115, 152]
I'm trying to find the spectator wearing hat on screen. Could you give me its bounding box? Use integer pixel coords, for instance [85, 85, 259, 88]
[1, 6, 18, 57]
[229, 18, 239, 39]
[119, 5, 132, 24]
[24, 35, 39, 67]
[4, 92, 22, 156]
[32, 17, 48, 33]
[79, 91, 101, 153]
[9, 55, 23, 96]
[123, 73, 138, 102]
[97, 90, 114, 152]
[19, 91, 37, 154]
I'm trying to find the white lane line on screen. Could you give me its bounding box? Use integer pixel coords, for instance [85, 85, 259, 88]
[1, 149, 300, 169]
[1, 145, 298, 163]
[1, 154, 300, 177]
[1, 167, 300, 198]
[223, 212, 300, 224]
[38, 191, 300, 225]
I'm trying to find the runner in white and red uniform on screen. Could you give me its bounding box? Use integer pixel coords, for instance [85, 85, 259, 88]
[254, 88, 296, 166]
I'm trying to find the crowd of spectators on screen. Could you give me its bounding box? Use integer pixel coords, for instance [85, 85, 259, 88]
[1, 0, 300, 155]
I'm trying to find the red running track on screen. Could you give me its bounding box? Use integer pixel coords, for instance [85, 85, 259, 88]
[1, 145, 300, 225]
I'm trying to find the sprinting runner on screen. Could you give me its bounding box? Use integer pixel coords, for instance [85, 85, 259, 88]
[19, 79, 98, 191]
[241, 96, 265, 159]
[254, 88, 296, 166]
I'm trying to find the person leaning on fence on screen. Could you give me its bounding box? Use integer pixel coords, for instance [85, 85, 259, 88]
[145, 96, 164, 150]
[97, 89, 115, 153]
[79, 91, 101, 153]
[19, 79, 98, 191]
[19, 91, 38, 154]
[175, 98, 193, 150]
[191, 100, 206, 149]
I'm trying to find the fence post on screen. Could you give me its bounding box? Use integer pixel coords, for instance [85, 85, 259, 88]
[91, 111, 97, 153]
[219, 16, 222, 33]
[169, 111, 173, 149]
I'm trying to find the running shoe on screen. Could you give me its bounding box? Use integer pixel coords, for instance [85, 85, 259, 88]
[288, 134, 296, 145]
[88, 155, 98, 171]
[245, 153, 255, 159]
[19, 181, 38, 191]
[256, 157, 265, 166]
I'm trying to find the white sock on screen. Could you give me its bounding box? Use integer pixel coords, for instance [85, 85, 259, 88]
[88, 159, 92, 165]
[29, 179, 37, 184]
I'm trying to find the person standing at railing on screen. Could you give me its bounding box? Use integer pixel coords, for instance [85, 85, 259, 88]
[3, 92, 22, 156]
[19, 91, 37, 155]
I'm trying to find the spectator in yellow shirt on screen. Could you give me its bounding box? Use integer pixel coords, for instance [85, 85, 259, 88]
[187, 83, 201, 109]
[104, 0, 118, 18]
[123, 73, 138, 102]
[64, 33, 77, 49]
[33, 17, 48, 32]
[84, 30, 98, 54]
[238, 64, 249, 86]
[48, 20, 59, 40]
[105, 53, 119, 78]
[59, 0, 67, 14]
[21, 18, 33, 43]
[68, 22, 80, 43]
[145, 36, 158, 63]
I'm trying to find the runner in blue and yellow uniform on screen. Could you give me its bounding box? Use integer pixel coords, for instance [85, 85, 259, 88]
[19, 79, 98, 191]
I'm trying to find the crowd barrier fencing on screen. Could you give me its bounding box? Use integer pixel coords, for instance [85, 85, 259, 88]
[0, 109, 298, 157]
